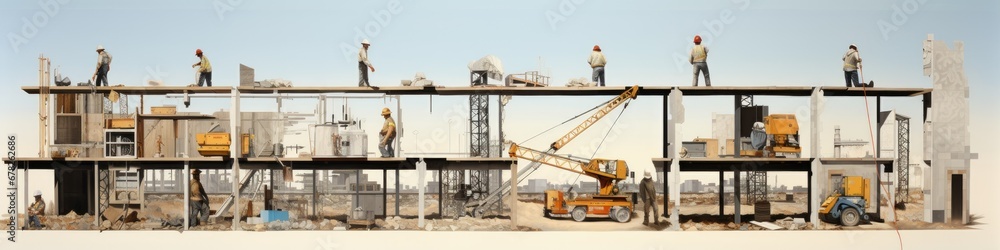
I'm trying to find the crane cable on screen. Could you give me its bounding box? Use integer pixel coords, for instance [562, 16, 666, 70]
[519, 98, 613, 145]
[569, 99, 631, 187]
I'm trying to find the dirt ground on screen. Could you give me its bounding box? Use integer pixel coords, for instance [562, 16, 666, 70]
[1, 189, 974, 231]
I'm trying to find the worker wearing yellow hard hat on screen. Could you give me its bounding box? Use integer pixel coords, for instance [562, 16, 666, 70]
[378, 108, 396, 157]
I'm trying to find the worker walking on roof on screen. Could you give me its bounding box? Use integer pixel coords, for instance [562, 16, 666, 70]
[690, 35, 711, 87]
[359, 39, 375, 87]
[27, 190, 45, 229]
[192, 49, 213, 87]
[639, 171, 661, 225]
[842, 44, 863, 87]
[91, 45, 112, 86]
[378, 108, 396, 157]
[588, 45, 607, 86]
[190, 169, 210, 227]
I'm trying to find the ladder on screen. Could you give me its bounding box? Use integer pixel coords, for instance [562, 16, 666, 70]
[469, 149, 552, 217]
[210, 169, 260, 219]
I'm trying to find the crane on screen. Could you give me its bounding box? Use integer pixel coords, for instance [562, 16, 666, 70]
[508, 144, 633, 222]
[466, 85, 639, 218]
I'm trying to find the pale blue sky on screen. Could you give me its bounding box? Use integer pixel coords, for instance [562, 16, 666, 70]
[2, 0, 998, 194]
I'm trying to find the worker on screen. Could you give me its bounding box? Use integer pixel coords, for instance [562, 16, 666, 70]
[378, 108, 396, 157]
[842, 44, 863, 87]
[588, 45, 607, 86]
[91, 45, 112, 86]
[27, 190, 45, 229]
[689, 35, 711, 87]
[358, 39, 375, 87]
[191, 49, 213, 87]
[190, 169, 210, 227]
[638, 171, 661, 225]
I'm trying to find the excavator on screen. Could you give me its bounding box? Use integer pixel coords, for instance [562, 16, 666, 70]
[466, 85, 639, 219]
[508, 144, 633, 222]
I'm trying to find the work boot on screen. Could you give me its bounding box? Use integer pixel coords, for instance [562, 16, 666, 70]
[642, 220, 649, 226]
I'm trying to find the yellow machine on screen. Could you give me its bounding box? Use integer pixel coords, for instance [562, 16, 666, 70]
[510, 144, 634, 222]
[819, 176, 871, 226]
[745, 114, 802, 158]
[195, 132, 252, 157]
[467, 85, 639, 219]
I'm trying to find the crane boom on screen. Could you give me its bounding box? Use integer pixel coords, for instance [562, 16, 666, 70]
[467, 86, 639, 217]
[551, 85, 638, 150]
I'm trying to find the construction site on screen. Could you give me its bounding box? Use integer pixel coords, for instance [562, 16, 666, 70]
[0, 31, 978, 235]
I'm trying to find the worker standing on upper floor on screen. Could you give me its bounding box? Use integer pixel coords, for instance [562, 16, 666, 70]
[690, 35, 711, 87]
[91, 45, 112, 86]
[359, 39, 375, 87]
[378, 108, 396, 157]
[27, 190, 46, 229]
[190, 169, 210, 227]
[192, 49, 213, 87]
[588, 45, 607, 86]
[842, 44, 863, 87]
[638, 171, 660, 225]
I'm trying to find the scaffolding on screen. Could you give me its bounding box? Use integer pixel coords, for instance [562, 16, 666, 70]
[896, 114, 911, 205]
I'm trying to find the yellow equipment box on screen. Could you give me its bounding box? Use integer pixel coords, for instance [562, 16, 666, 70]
[197, 133, 231, 157]
[151, 106, 177, 115]
[107, 118, 135, 129]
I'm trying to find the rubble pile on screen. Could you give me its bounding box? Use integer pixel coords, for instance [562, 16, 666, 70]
[377, 216, 513, 231]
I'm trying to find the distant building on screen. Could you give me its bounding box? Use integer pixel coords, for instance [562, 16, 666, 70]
[427, 181, 440, 193]
[579, 182, 598, 193]
[528, 179, 548, 193]
[681, 179, 703, 193]
[791, 185, 807, 193]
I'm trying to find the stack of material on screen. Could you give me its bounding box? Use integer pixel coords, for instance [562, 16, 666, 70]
[565, 77, 596, 87]
[402, 72, 434, 86]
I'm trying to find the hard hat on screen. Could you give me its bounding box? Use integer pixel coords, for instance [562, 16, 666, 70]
[361, 39, 370, 45]
[644, 171, 652, 178]
[849, 44, 858, 50]
[593, 45, 601, 51]
[34, 190, 42, 196]
[381, 108, 391, 116]
[96, 45, 104, 51]
[694, 35, 702, 44]
[192, 169, 202, 174]
[195, 49, 203, 55]
[753, 121, 766, 130]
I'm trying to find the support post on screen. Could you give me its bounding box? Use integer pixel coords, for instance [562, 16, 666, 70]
[93, 162, 98, 228]
[183, 120, 190, 230]
[733, 95, 742, 225]
[395, 165, 400, 216]
[24, 165, 29, 231]
[230, 87, 241, 230]
[509, 162, 518, 229]
[719, 171, 724, 217]
[809, 87, 824, 227]
[663, 94, 670, 217]
[312, 169, 318, 218]
[668, 89, 683, 229]
[417, 159, 426, 227]
[382, 168, 387, 217]
[438, 170, 443, 216]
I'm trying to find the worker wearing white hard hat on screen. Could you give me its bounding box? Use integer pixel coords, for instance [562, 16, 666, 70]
[358, 39, 375, 87]
[92, 45, 112, 86]
[638, 170, 661, 226]
[378, 108, 396, 157]
[28, 190, 46, 229]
